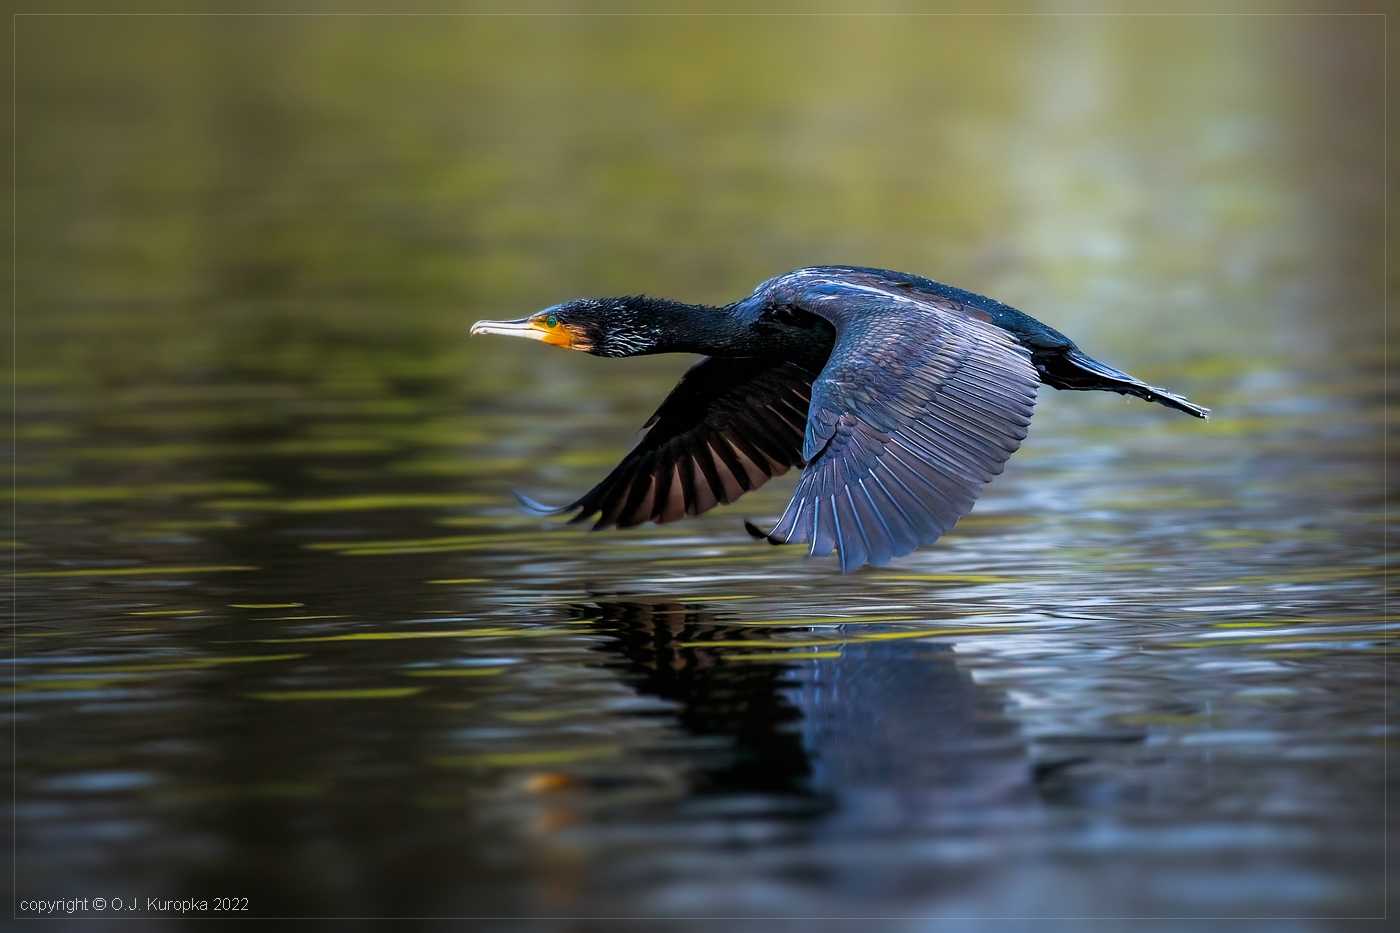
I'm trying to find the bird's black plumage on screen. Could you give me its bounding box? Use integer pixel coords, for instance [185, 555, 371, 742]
[473, 265, 1209, 572]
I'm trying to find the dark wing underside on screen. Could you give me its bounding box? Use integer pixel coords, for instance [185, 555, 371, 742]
[563, 356, 816, 529]
[760, 281, 1041, 572]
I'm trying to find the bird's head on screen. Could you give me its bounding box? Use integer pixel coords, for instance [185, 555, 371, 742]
[471, 298, 662, 358]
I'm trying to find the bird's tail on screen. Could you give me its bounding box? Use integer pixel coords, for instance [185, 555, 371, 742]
[1042, 348, 1210, 420]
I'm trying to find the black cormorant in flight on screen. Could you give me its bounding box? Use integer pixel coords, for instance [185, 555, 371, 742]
[472, 266, 1208, 572]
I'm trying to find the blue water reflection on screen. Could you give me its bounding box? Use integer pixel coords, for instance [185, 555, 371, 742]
[796, 641, 1031, 833]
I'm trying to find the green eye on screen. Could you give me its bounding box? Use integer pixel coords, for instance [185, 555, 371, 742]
[545, 315, 559, 328]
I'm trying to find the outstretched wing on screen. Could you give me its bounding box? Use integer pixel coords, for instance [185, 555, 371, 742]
[761, 280, 1040, 572]
[563, 356, 816, 529]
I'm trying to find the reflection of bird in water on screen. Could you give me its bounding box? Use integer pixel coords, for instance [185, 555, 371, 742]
[582, 599, 825, 805]
[473, 266, 1209, 571]
[581, 598, 1037, 912]
[791, 639, 1031, 832]
[580, 599, 1032, 822]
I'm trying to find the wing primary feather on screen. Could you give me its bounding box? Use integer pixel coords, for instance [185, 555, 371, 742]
[567, 494, 600, 525]
[883, 444, 966, 527]
[884, 437, 974, 509]
[750, 408, 805, 451]
[514, 489, 571, 516]
[826, 494, 844, 561]
[765, 494, 803, 544]
[742, 418, 799, 464]
[687, 456, 720, 514]
[770, 399, 810, 431]
[864, 472, 919, 555]
[592, 460, 643, 528]
[854, 479, 899, 566]
[726, 429, 779, 477]
[676, 452, 699, 516]
[617, 472, 657, 528]
[809, 495, 830, 555]
[785, 496, 808, 543]
[710, 439, 755, 492]
[662, 463, 689, 523]
[731, 439, 782, 486]
[873, 460, 946, 544]
[744, 518, 784, 544]
[689, 439, 729, 504]
[838, 487, 872, 572]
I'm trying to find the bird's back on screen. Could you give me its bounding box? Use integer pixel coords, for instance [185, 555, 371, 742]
[747, 265, 1075, 353]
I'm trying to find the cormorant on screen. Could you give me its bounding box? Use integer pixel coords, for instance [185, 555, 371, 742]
[471, 266, 1208, 572]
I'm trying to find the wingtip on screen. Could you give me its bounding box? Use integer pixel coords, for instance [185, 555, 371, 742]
[513, 489, 570, 516]
[743, 519, 783, 546]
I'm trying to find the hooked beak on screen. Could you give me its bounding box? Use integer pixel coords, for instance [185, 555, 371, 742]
[470, 316, 574, 349]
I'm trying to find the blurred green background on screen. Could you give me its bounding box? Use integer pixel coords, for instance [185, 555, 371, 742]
[12, 6, 1385, 405]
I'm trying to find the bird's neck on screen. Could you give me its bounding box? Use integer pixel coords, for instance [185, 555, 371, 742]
[631, 298, 756, 356]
